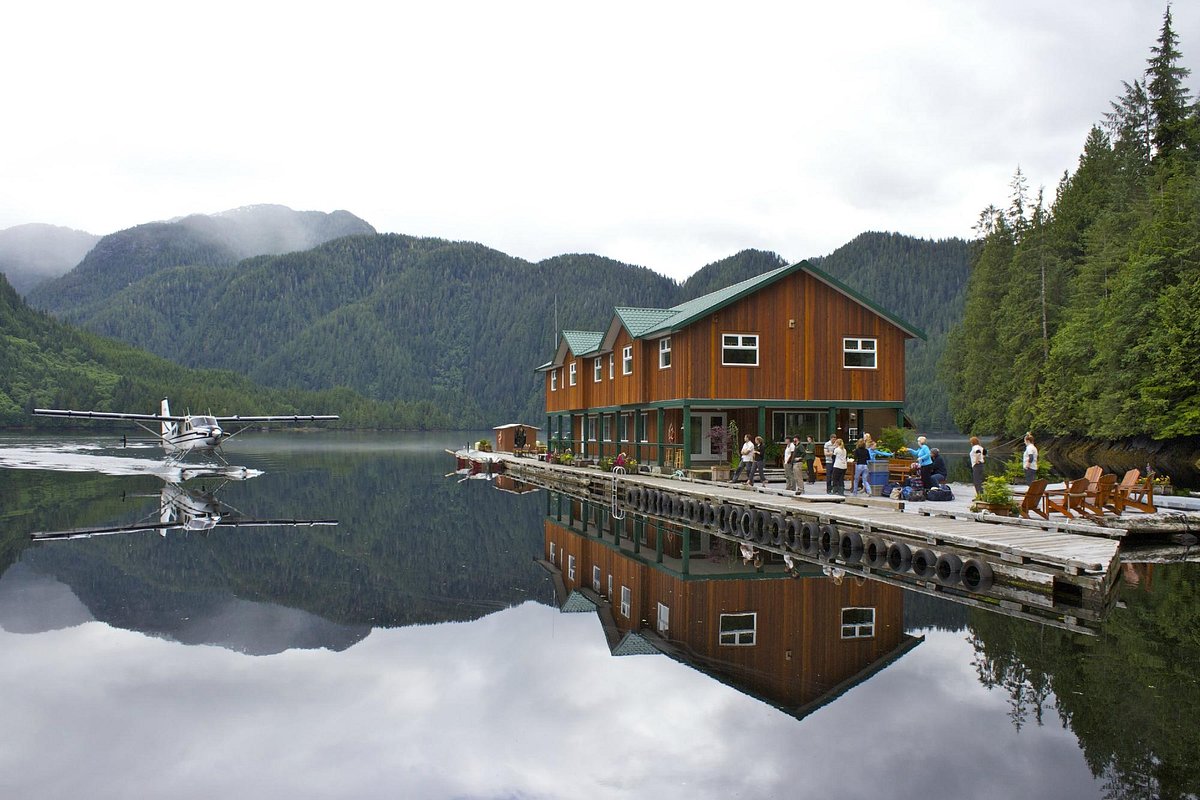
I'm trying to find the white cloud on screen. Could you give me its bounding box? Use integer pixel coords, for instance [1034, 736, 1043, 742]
[2, 0, 1194, 279]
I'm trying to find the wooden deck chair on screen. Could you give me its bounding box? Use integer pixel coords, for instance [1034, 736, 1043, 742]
[1105, 469, 1141, 514]
[1043, 478, 1087, 519]
[1019, 479, 1050, 519]
[1114, 472, 1156, 514]
[813, 457, 826, 478]
[1080, 473, 1118, 520]
[1083, 465, 1103, 490]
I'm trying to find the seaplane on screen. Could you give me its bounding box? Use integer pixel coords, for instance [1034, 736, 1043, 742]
[33, 398, 338, 465]
[29, 478, 338, 542]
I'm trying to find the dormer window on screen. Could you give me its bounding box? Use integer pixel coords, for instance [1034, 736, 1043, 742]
[658, 337, 672, 369]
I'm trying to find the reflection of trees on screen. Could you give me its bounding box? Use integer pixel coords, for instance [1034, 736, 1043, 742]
[968, 563, 1200, 799]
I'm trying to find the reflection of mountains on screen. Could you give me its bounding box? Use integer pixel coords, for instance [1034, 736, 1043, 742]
[540, 494, 923, 718]
[3, 446, 549, 653]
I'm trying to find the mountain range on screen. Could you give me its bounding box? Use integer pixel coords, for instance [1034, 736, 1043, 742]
[4, 205, 972, 430]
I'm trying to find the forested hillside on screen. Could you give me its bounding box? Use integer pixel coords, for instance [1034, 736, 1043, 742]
[26, 205, 375, 320]
[942, 9, 1200, 440]
[0, 273, 451, 429]
[22, 223, 971, 430]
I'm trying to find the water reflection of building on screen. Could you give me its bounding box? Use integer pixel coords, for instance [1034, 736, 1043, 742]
[540, 493, 922, 718]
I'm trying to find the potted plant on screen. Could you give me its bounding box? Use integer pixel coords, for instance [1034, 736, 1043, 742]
[974, 476, 1016, 515]
[706, 423, 735, 481]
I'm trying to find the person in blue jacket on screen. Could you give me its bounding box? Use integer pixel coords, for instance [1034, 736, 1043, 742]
[913, 436, 933, 489]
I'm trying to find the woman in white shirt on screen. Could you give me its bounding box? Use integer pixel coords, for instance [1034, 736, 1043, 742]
[831, 438, 848, 495]
[969, 435, 985, 496]
[1022, 433, 1038, 484]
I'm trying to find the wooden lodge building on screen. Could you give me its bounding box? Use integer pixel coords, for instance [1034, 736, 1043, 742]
[541, 496, 921, 717]
[537, 261, 925, 470]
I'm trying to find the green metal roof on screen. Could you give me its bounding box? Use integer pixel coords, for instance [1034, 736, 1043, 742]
[561, 590, 599, 613]
[640, 262, 798, 337]
[614, 307, 678, 338]
[561, 330, 604, 357]
[612, 631, 662, 657]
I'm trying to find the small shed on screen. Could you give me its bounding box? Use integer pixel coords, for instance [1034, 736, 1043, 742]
[494, 423, 541, 453]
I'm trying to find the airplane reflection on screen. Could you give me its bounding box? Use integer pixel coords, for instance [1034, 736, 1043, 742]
[29, 479, 337, 541]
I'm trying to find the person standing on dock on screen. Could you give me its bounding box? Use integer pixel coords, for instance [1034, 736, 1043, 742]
[750, 435, 767, 487]
[804, 436, 816, 485]
[823, 434, 836, 493]
[969, 436, 986, 496]
[1023, 433, 1038, 484]
[733, 434, 754, 484]
[783, 436, 798, 492]
[852, 438, 871, 496]
[831, 438, 848, 495]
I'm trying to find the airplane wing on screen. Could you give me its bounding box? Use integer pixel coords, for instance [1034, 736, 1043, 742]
[212, 415, 340, 422]
[30, 519, 339, 541]
[33, 408, 184, 422]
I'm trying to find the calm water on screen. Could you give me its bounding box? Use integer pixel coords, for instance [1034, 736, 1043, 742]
[0, 431, 1196, 800]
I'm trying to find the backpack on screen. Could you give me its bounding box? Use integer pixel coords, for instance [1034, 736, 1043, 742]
[927, 485, 954, 502]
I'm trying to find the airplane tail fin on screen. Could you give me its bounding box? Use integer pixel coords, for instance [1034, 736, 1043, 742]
[161, 398, 176, 438]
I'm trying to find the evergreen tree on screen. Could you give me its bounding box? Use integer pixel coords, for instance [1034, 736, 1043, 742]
[1146, 6, 1192, 159]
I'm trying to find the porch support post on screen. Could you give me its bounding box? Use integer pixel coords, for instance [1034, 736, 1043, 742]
[827, 407, 837, 438]
[656, 408, 665, 468]
[896, 407, 905, 428]
[757, 406, 766, 440]
[681, 525, 691, 575]
[682, 402, 692, 470]
[655, 521, 664, 564]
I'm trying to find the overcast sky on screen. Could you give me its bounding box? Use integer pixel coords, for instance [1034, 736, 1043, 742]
[3, 1, 1195, 281]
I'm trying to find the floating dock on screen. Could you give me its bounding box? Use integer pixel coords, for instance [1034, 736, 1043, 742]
[497, 454, 1125, 633]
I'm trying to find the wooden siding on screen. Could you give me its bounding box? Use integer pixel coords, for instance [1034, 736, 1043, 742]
[544, 269, 909, 415]
[544, 519, 908, 709]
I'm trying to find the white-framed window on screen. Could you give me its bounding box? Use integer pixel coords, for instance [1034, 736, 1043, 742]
[607, 574, 613, 600]
[569, 361, 577, 385]
[719, 612, 757, 646]
[609, 353, 615, 379]
[622, 345, 633, 375]
[841, 607, 876, 639]
[618, 413, 630, 442]
[592, 565, 602, 592]
[658, 337, 672, 369]
[551, 370, 558, 391]
[549, 542, 556, 562]
[639, 412, 649, 443]
[588, 416, 598, 442]
[594, 357, 603, 382]
[657, 602, 670, 634]
[567, 554, 576, 581]
[843, 338, 877, 369]
[620, 585, 631, 618]
[602, 415, 612, 442]
[722, 333, 759, 366]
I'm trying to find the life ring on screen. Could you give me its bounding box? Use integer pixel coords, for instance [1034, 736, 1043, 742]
[912, 548, 938, 579]
[799, 520, 820, 555]
[838, 530, 864, 564]
[784, 517, 803, 550]
[770, 514, 787, 547]
[819, 524, 839, 560]
[886, 541, 912, 572]
[961, 559, 994, 591]
[935, 553, 963, 585]
[864, 537, 889, 569]
[739, 509, 754, 539]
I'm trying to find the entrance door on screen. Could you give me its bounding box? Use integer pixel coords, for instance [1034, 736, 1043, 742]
[689, 413, 726, 461]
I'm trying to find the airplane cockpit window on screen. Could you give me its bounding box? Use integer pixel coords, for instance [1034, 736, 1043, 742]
[189, 416, 219, 428]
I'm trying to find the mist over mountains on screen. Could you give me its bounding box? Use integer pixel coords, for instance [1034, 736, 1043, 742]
[0, 223, 100, 295]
